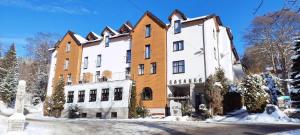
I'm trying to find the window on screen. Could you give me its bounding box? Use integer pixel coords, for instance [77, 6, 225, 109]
[126, 50, 131, 63]
[145, 45, 151, 59]
[96, 71, 101, 82]
[67, 74, 72, 85]
[142, 87, 152, 100]
[66, 42, 71, 52]
[64, 58, 69, 70]
[145, 24, 151, 37]
[125, 67, 130, 74]
[150, 62, 157, 74]
[78, 90, 85, 102]
[105, 36, 110, 47]
[114, 87, 123, 101]
[101, 88, 109, 101]
[173, 41, 184, 51]
[138, 64, 144, 75]
[84, 57, 88, 69]
[96, 112, 102, 118]
[89, 89, 97, 102]
[173, 60, 185, 74]
[81, 113, 87, 118]
[96, 55, 101, 67]
[174, 20, 181, 34]
[214, 48, 217, 60]
[111, 112, 117, 118]
[67, 91, 74, 103]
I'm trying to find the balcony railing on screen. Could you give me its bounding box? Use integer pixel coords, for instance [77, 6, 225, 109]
[78, 71, 131, 84]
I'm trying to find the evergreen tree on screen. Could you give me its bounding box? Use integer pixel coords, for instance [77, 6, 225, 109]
[0, 44, 18, 107]
[52, 78, 66, 117]
[240, 74, 270, 113]
[129, 82, 137, 118]
[0, 61, 19, 107]
[1, 44, 17, 71]
[290, 37, 300, 101]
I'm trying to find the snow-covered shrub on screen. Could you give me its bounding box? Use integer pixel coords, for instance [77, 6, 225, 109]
[261, 73, 283, 105]
[43, 96, 53, 116]
[204, 75, 223, 115]
[240, 74, 270, 113]
[136, 106, 149, 118]
[68, 104, 80, 119]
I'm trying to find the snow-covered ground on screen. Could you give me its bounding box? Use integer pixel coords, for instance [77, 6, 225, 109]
[207, 105, 300, 124]
[268, 129, 300, 135]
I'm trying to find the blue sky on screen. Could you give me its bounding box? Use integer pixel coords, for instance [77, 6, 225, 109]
[0, 0, 286, 56]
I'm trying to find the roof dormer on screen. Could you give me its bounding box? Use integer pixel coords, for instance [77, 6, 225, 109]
[118, 21, 133, 34]
[168, 9, 187, 23]
[86, 32, 101, 41]
[101, 26, 119, 37]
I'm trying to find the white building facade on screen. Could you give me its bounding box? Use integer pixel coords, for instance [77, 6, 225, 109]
[166, 10, 239, 112]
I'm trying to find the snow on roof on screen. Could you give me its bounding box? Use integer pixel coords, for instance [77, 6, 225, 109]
[91, 32, 102, 39]
[124, 24, 132, 30]
[73, 34, 88, 44]
[110, 33, 130, 39]
[183, 15, 210, 23]
[107, 26, 119, 35]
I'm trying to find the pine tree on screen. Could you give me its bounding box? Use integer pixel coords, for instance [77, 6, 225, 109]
[240, 74, 270, 113]
[129, 82, 137, 118]
[0, 61, 19, 107]
[1, 44, 17, 71]
[52, 78, 66, 117]
[0, 44, 18, 107]
[290, 37, 300, 101]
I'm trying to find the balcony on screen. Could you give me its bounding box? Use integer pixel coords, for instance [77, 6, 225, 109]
[78, 71, 131, 84]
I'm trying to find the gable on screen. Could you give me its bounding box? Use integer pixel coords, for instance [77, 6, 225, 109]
[133, 11, 166, 31]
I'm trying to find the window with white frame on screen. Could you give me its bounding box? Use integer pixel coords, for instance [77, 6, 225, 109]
[214, 48, 217, 60]
[67, 91, 74, 103]
[173, 40, 184, 51]
[150, 62, 157, 74]
[173, 60, 185, 74]
[84, 57, 88, 69]
[78, 90, 85, 102]
[89, 89, 97, 102]
[126, 50, 131, 63]
[145, 45, 151, 59]
[101, 88, 109, 101]
[66, 42, 71, 52]
[174, 20, 181, 34]
[105, 36, 110, 47]
[114, 87, 123, 101]
[96, 54, 101, 67]
[67, 74, 72, 85]
[138, 64, 144, 75]
[64, 58, 69, 70]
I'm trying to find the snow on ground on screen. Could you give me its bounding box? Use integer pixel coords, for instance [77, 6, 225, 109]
[0, 101, 14, 116]
[207, 105, 300, 124]
[0, 115, 53, 135]
[268, 129, 300, 135]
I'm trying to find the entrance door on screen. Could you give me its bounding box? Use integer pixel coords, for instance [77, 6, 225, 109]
[195, 94, 201, 111]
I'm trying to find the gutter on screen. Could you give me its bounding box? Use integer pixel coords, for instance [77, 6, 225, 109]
[202, 24, 207, 80]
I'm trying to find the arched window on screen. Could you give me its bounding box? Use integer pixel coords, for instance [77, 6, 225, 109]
[142, 87, 152, 100]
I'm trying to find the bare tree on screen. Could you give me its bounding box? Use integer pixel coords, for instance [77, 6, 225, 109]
[244, 9, 300, 94]
[21, 32, 59, 104]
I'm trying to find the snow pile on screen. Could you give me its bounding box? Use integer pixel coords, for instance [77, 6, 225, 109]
[244, 105, 291, 123]
[0, 101, 14, 116]
[164, 116, 192, 121]
[207, 105, 300, 124]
